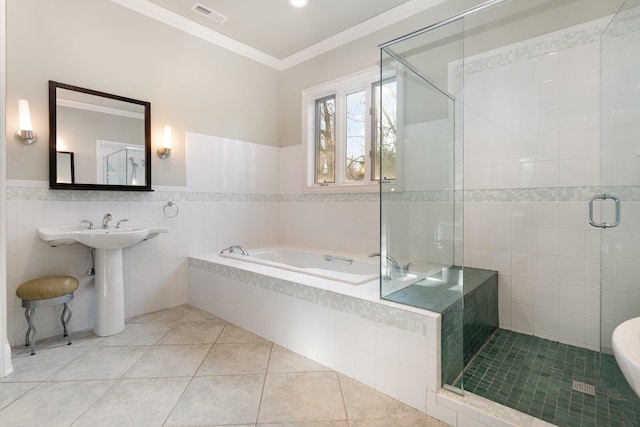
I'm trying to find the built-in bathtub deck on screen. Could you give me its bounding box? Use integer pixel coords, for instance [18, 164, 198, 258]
[188, 252, 440, 414]
[188, 253, 549, 427]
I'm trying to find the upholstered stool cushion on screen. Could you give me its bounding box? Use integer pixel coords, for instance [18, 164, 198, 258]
[17, 275, 79, 301]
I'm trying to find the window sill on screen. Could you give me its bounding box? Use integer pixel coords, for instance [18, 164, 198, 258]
[302, 183, 380, 194]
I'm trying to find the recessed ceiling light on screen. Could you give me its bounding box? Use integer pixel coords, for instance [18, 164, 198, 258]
[289, 0, 308, 8]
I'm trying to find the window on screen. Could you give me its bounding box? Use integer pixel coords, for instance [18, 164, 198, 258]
[373, 78, 397, 181]
[315, 95, 336, 184]
[303, 67, 398, 192]
[346, 90, 366, 182]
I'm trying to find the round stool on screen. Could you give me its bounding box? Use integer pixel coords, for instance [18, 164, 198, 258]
[16, 275, 79, 355]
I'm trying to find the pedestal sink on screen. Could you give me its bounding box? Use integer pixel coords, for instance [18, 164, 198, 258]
[37, 224, 169, 336]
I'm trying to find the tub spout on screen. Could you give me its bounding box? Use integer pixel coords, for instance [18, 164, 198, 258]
[369, 252, 403, 279]
[220, 245, 249, 256]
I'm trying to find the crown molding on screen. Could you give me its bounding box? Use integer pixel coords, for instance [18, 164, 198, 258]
[111, 0, 447, 71]
[279, 0, 447, 69]
[110, 0, 283, 69]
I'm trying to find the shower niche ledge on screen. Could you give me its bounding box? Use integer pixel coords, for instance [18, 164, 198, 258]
[38, 224, 169, 336]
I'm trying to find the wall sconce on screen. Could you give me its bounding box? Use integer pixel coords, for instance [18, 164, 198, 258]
[15, 99, 37, 145]
[289, 0, 308, 7]
[157, 125, 172, 159]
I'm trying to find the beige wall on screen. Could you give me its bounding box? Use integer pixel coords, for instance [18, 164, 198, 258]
[6, 0, 280, 186]
[5, 0, 622, 182]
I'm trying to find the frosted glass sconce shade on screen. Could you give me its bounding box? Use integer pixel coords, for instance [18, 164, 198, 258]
[157, 125, 172, 159]
[16, 99, 37, 144]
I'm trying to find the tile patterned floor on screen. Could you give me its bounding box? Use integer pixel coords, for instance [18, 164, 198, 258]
[0, 305, 450, 426]
[461, 329, 640, 427]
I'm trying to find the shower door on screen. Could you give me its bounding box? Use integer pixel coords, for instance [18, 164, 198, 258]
[599, 0, 640, 355]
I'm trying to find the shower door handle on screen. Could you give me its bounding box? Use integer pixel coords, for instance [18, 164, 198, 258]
[588, 193, 620, 229]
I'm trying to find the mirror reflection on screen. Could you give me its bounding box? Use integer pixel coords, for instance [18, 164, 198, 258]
[56, 151, 74, 183]
[49, 81, 151, 191]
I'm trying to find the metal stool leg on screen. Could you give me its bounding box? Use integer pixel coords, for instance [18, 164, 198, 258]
[24, 306, 36, 355]
[61, 302, 73, 345]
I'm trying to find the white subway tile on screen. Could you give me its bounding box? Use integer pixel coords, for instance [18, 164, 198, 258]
[511, 303, 534, 333]
[534, 307, 559, 339]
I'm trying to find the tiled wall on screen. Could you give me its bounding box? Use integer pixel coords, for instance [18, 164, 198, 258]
[462, 18, 609, 350]
[4, 132, 282, 346]
[278, 145, 380, 256]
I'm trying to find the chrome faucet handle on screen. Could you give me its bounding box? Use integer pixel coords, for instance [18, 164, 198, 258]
[79, 219, 95, 230]
[116, 219, 129, 229]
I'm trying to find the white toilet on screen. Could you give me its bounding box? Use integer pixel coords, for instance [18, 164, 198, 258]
[612, 316, 640, 398]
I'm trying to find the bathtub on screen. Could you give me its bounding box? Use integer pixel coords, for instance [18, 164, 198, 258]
[219, 247, 379, 285]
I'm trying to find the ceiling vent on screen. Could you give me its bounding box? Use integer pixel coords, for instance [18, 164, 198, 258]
[191, 3, 228, 24]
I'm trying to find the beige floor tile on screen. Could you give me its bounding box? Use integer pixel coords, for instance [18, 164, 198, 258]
[0, 382, 38, 411]
[0, 380, 113, 426]
[166, 375, 264, 426]
[179, 307, 226, 323]
[158, 322, 225, 345]
[1, 346, 87, 382]
[127, 304, 193, 323]
[73, 377, 189, 426]
[96, 322, 174, 346]
[217, 323, 271, 344]
[197, 342, 272, 376]
[47, 346, 149, 381]
[39, 329, 104, 348]
[268, 345, 331, 373]
[258, 372, 346, 424]
[0, 304, 454, 427]
[348, 416, 451, 427]
[339, 375, 423, 420]
[124, 344, 211, 378]
[257, 422, 349, 427]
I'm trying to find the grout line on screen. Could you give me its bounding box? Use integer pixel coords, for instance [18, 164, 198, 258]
[336, 371, 350, 422]
[254, 341, 274, 425]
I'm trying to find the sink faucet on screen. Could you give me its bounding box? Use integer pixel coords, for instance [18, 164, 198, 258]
[102, 213, 112, 229]
[369, 252, 403, 279]
[79, 219, 95, 230]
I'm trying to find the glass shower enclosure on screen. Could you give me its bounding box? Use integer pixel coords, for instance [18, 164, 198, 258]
[600, 0, 640, 356]
[102, 146, 145, 186]
[379, 18, 465, 391]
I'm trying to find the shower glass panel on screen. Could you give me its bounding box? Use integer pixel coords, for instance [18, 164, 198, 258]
[600, 0, 640, 354]
[102, 146, 145, 186]
[380, 18, 464, 392]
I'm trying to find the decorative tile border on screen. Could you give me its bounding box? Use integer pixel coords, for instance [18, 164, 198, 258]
[453, 18, 609, 77]
[279, 192, 380, 203]
[602, 7, 640, 43]
[189, 257, 431, 336]
[8, 182, 640, 203]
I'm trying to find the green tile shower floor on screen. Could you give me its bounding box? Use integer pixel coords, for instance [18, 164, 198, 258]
[458, 329, 640, 427]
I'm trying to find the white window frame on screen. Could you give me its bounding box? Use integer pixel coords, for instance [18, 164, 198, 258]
[302, 67, 383, 193]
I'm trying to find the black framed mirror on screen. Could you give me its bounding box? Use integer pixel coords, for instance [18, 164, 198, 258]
[49, 81, 152, 191]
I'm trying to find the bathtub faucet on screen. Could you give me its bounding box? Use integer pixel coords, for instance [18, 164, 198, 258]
[220, 245, 249, 256]
[369, 252, 404, 279]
